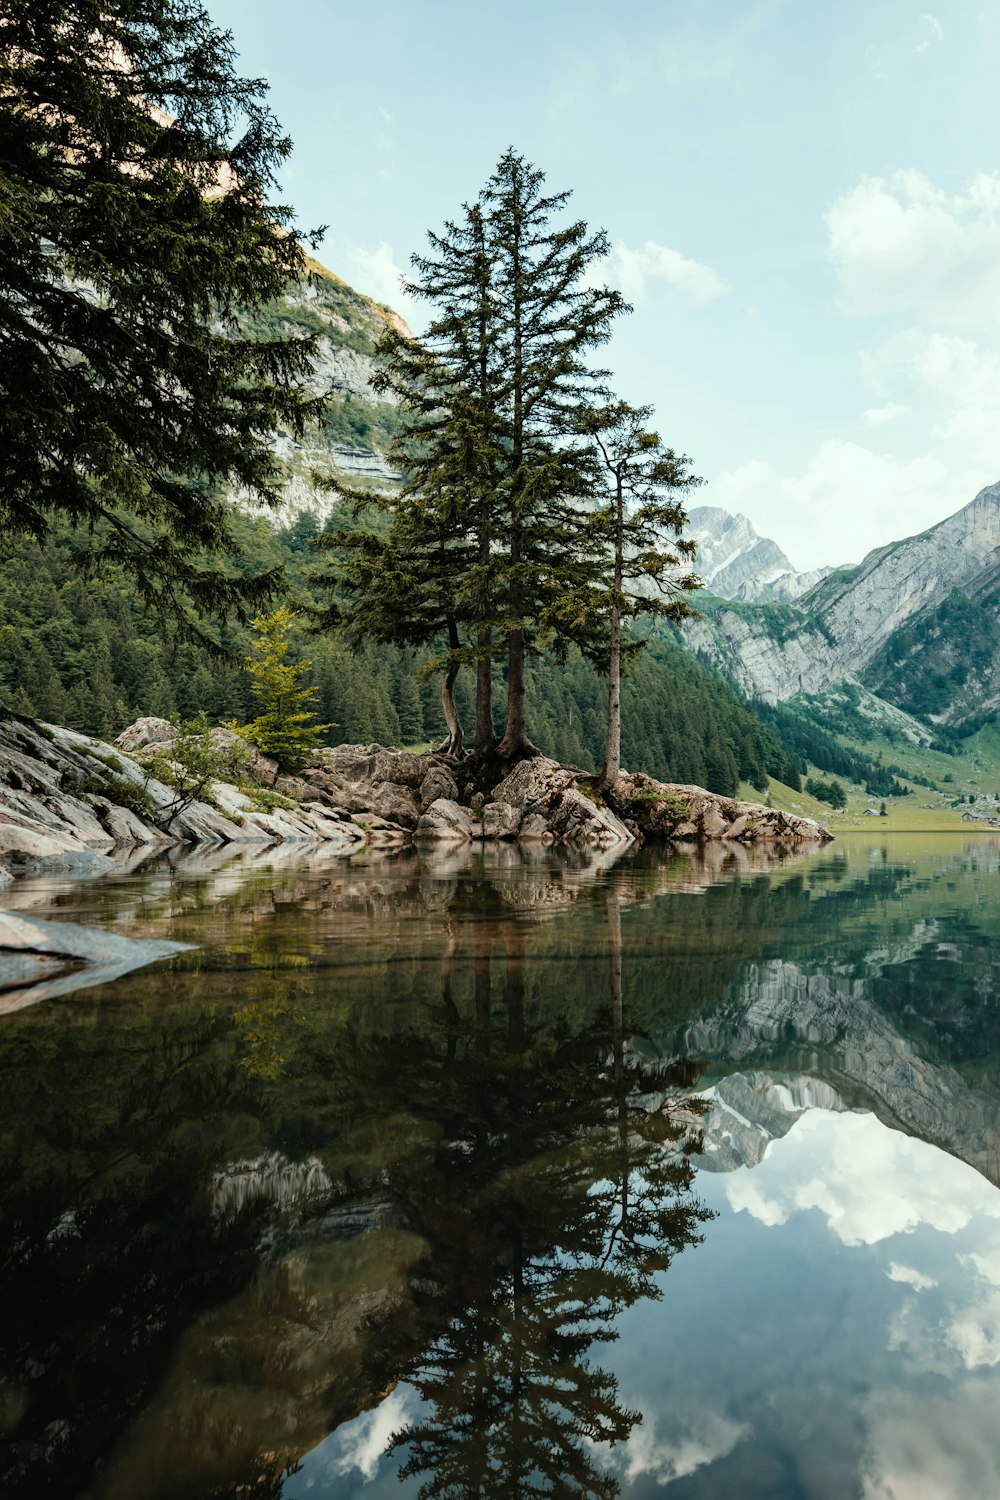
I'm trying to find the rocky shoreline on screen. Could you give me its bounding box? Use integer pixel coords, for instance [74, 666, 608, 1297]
[0, 713, 831, 888]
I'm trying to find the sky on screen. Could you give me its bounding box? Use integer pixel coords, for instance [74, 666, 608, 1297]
[206, 0, 1000, 571]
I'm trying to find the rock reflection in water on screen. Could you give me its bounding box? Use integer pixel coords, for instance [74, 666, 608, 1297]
[1, 847, 726, 1500]
[6, 836, 1000, 1498]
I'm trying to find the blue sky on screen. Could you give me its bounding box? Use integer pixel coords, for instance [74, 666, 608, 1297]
[208, 0, 1000, 569]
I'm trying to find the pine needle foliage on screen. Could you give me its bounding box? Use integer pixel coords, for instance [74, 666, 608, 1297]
[0, 0, 322, 628]
[317, 150, 629, 761]
[559, 402, 703, 784]
[243, 607, 331, 772]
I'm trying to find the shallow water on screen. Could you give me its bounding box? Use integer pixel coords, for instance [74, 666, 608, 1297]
[2, 834, 1000, 1499]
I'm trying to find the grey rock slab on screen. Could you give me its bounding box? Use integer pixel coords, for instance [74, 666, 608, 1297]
[700, 802, 728, 840]
[482, 801, 524, 840]
[419, 765, 459, 812]
[414, 798, 475, 843]
[0, 908, 194, 1013]
[114, 717, 177, 753]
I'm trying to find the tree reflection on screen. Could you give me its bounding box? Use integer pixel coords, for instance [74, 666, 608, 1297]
[379, 902, 712, 1499]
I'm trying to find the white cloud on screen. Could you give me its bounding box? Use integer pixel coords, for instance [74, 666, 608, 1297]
[600, 1410, 750, 1486]
[923, 13, 943, 41]
[334, 240, 424, 331]
[710, 440, 966, 570]
[826, 170, 1000, 325]
[602, 239, 730, 306]
[322, 1387, 418, 1482]
[863, 401, 909, 426]
[864, 331, 1000, 468]
[725, 1110, 1000, 1248]
[862, 1381, 1000, 1500]
[886, 1262, 938, 1291]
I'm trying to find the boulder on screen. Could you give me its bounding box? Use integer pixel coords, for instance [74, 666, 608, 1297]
[0, 909, 192, 1011]
[414, 798, 475, 843]
[205, 726, 279, 786]
[545, 787, 633, 850]
[351, 814, 411, 847]
[166, 802, 253, 844]
[481, 801, 523, 840]
[371, 781, 421, 830]
[489, 758, 633, 850]
[86, 796, 170, 846]
[491, 756, 573, 812]
[700, 802, 728, 839]
[420, 764, 459, 812]
[115, 717, 176, 753]
[0, 820, 116, 878]
[519, 812, 554, 843]
[321, 744, 428, 790]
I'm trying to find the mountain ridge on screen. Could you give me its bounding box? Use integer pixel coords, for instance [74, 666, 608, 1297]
[687, 505, 833, 602]
[684, 481, 1000, 726]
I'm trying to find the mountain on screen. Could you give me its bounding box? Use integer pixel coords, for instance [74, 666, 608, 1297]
[241, 255, 407, 516]
[684, 481, 1000, 726]
[687, 506, 832, 602]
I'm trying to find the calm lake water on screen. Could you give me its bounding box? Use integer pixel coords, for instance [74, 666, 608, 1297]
[3, 834, 1000, 1499]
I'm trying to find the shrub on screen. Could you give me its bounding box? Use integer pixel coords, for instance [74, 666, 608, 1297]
[242, 608, 333, 773]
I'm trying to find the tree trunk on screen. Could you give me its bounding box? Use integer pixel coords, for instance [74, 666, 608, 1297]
[497, 618, 530, 759]
[497, 189, 534, 762]
[437, 659, 464, 757]
[602, 602, 622, 787]
[436, 616, 465, 757]
[601, 476, 625, 787]
[475, 630, 493, 753]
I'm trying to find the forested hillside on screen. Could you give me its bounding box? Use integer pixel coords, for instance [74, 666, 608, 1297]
[0, 516, 800, 797]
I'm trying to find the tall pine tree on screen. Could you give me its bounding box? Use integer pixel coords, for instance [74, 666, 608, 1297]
[0, 0, 321, 627]
[483, 151, 626, 759]
[564, 402, 702, 786]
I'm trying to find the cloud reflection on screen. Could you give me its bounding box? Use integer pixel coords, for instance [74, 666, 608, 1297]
[725, 1110, 1000, 1247]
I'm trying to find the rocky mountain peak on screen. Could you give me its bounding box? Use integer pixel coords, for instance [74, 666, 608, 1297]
[686, 506, 832, 602]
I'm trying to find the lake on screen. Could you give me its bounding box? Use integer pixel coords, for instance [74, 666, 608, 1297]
[2, 833, 1000, 1499]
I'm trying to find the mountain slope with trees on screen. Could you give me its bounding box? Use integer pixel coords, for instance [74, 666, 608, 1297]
[0, 516, 802, 797]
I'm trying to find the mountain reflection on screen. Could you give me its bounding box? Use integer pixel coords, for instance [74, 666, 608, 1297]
[4, 838, 1000, 1498]
[0, 851, 715, 1500]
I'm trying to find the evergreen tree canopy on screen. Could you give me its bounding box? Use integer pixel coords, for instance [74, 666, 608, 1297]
[484, 150, 627, 758]
[557, 401, 702, 783]
[317, 150, 627, 761]
[0, 0, 320, 622]
[243, 606, 330, 771]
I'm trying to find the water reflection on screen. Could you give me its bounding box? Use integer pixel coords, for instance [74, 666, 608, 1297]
[1, 850, 718, 1500]
[2, 836, 1000, 1497]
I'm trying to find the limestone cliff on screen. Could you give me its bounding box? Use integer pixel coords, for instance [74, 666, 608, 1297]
[240, 255, 405, 521]
[687, 506, 832, 602]
[684, 481, 1000, 721]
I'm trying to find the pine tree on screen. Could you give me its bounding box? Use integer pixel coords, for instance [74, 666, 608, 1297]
[562, 402, 702, 786]
[318, 153, 627, 764]
[317, 200, 505, 755]
[243, 607, 330, 772]
[0, 0, 321, 625]
[483, 151, 627, 760]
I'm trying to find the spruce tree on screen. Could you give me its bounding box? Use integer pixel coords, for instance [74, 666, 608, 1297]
[243, 607, 330, 772]
[0, 0, 321, 625]
[318, 153, 627, 765]
[316, 490, 473, 755]
[566, 403, 702, 786]
[318, 201, 506, 755]
[483, 151, 627, 760]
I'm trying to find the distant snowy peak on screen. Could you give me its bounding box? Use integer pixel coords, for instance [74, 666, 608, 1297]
[687, 505, 832, 602]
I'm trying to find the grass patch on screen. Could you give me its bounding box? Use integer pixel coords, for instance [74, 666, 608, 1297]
[77, 771, 157, 823]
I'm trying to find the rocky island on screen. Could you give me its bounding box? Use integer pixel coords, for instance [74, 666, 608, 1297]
[0, 711, 830, 889]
